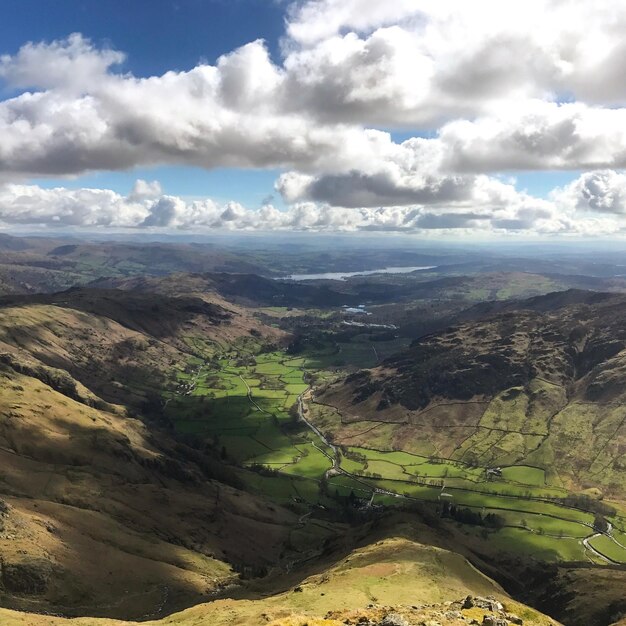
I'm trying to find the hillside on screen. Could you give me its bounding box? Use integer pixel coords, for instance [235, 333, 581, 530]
[0, 359, 326, 618]
[317, 290, 626, 500]
[1, 282, 625, 626]
[0, 537, 560, 626]
[0, 287, 283, 407]
[0, 288, 325, 618]
[305, 290, 626, 625]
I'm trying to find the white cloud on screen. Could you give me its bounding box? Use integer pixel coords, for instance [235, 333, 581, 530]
[284, 0, 626, 125]
[0, 183, 145, 227]
[4, 5, 626, 236]
[285, 0, 423, 46]
[0, 36, 395, 177]
[438, 102, 626, 172]
[553, 170, 626, 215]
[0, 33, 125, 92]
[0, 178, 622, 237]
[128, 179, 162, 201]
[5, 10, 626, 182]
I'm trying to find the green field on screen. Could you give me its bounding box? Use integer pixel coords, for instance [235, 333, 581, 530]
[166, 349, 336, 485]
[163, 333, 626, 565]
[482, 528, 587, 562]
[589, 534, 626, 563]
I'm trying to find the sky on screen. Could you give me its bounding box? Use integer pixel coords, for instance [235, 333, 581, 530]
[2, 0, 626, 237]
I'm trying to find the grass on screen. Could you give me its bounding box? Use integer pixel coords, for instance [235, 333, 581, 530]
[492, 510, 590, 538]
[478, 527, 587, 561]
[1, 536, 558, 626]
[500, 465, 546, 486]
[167, 349, 335, 484]
[588, 534, 626, 563]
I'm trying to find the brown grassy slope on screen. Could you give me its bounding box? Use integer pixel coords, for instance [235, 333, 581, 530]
[0, 289, 285, 406]
[0, 537, 560, 626]
[0, 365, 322, 619]
[0, 292, 310, 619]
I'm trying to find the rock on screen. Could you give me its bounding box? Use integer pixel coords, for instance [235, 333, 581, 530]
[292, 585, 303, 593]
[463, 595, 476, 609]
[381, 614, 409, 626]
[473, 596, 503, 612]
[445, 611, 463, 620]
[506, 614, 523, 625]
[485, 597, 504, 612]
[482, 616, 508, 626]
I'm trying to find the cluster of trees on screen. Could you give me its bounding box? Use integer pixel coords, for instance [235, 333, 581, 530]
[341, 448, 368, 465]
[232, 562, 269, 580]
[594, 514, 610, 533]
[441, 502, 505, 529]
[557, 494, 616, 518]
[353, 469, 383, 479]
[248, 463, 280, 477]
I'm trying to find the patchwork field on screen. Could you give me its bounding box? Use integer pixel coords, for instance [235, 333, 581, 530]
[165, 350, 335, 504]
[164, 337, 626, 568]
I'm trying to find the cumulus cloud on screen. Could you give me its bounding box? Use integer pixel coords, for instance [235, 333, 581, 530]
[0, 183, 146, 227]
[0, 178, 619, 237]
[128, 179, 162, 201]
[276, 167, 473, 208]
[0, 35, 396, 177]
[4, 4, 626, 236]
[553, 170, 626, 215]
[438, 102, 626, 172]
[283, 0, 626, 126]
[5, 6, 626, 182]
[0, 32, 125, 92]
[285, 0, 423, 46]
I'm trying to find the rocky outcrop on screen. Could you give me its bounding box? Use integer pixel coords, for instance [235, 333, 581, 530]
[270, 595, 556, 626]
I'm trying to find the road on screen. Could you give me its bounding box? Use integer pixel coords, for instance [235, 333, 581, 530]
[296, 389, 415, 502]
[239, 374, 272, 415]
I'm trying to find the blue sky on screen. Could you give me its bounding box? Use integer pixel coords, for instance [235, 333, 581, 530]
[0, 0, 286, 75]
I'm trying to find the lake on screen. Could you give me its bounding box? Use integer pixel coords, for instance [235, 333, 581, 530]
[278, 266, 436, 281]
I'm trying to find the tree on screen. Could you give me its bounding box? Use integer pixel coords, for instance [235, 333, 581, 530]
[594, 514, 609, 534]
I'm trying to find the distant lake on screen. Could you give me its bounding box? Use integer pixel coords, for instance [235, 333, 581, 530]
[278, 266, 436, 281]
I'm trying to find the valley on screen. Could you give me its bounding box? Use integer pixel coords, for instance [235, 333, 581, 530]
[0, 238, 625, 626]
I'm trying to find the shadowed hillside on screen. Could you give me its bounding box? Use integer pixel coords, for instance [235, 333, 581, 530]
[0, 537, 561, 626]
[0, 289, 325, 618]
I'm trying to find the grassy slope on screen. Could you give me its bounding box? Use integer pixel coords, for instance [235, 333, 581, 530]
[0, 537, 560, 626]
[0, 286, 622, 625]
[317, 295, 626, 506]
[0, 367, 327, 618]
[0, 294, 334, 619]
